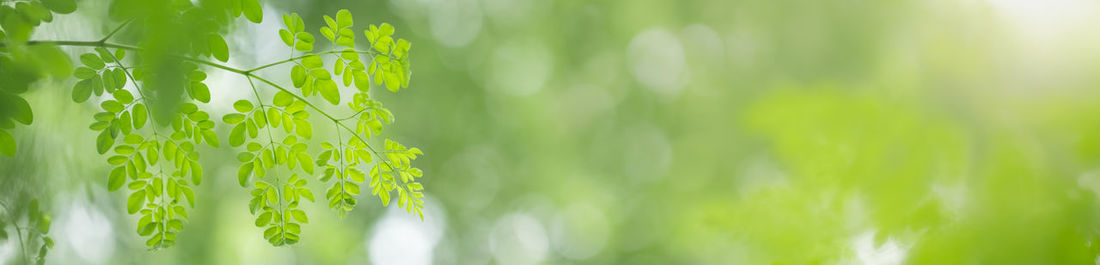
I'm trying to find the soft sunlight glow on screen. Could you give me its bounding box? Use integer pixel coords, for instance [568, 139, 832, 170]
[489, 213, 548, 265]
[852, 231, 907, 265]
[0, 229, 14, 265]
[368, 199, 446, 265]
[58, 198, 114, 264]
[627, 28, 687, 96]
[984, 0, 1098, 37]
[430, 0, 483, 47]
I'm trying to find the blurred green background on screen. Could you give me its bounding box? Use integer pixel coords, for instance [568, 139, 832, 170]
[5, 0, 1100, 264]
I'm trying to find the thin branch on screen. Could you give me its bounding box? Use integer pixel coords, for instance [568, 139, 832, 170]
[99, 19, 135, 43]
[247, 75, 395, 171]
[0, 200, 29, 265]
[245, 50, 384, 73]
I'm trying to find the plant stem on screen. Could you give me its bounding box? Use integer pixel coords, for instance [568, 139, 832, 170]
[99, 19, 135, 43]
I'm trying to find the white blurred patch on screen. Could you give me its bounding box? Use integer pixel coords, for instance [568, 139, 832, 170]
[367, 197, 446, 265]
[851, 231, 907, 265]
[550, 203, 609, 260]
[931, 182, 967, 219]
[489, 213, 548, 265]
[984, 0, 1097, 36]
[626, 28, 687, 96]
[622, 124, 672, 183]
[56, 198, 114, 264]
[0, 228, 15, 265]
[430, 0, 483, 47]
[680, 24, 725, 68]
[487, 40, 553, 96]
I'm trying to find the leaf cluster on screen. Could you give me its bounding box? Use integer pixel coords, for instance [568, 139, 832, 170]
[1, 2, 428, 252]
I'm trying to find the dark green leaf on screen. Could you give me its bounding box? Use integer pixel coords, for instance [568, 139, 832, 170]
[0, 130, 14, 156]
[40, 0, 76, 14]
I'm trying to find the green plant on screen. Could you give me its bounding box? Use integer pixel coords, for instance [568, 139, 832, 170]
[0, 0, 425, 252]
[0, 199, 52, 265]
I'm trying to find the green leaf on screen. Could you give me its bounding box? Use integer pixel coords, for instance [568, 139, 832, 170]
[310, 69, 330, 80]
[209, 34, 230, 62]
[385, 72, 400, 92]
[102, 72, 117, 92]
[256, 212, 272, 227]
[295, 38, 314, 52]
[80, 53, 104, 70]
[320, 27, 335, 42]
[234, 100, 254, 112]
[297, 152, 314, 174]
[101, 100, 124, 113]
[336, 9, 353, 28]
[113, 68, 128, 88]
[242, 0, 263, 23]
[291, 65, 307, 88]
[1, 95, 33, 125]
[74, 67, 96, 79]
[108, 166, 126, 191]
[379, 23, 395, 36]
[294, 120, 312, 139]
[273, 91, 294, 107]
[201, 129, 219, 147]
[114, 89, 134, 104]
[223, 113, 246, 124]
[349, 168, 365, 183]
[190, 82, 211, 103]
[291, 209, 309, 223]
[90, 75, 104, 95]
[127, 190, 145, 214]
[229, 124, 245, 146]
[96, 130, 113, 154]
[0, 130, 14, 156]
[279, 29, 294, 47]
[317, 79, 339, 105]
[132, 104, 148, 129]
[301, 55, 323, 69]
[191, 161, 203, 185]
[118, 111, 132, 134]
[72, 79, 93, 103]
[238, 162, 253, 187]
